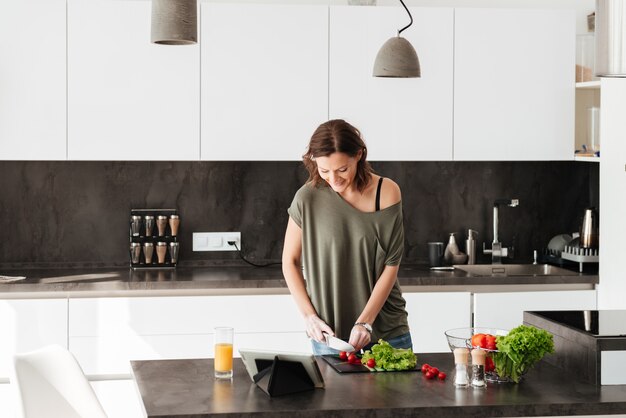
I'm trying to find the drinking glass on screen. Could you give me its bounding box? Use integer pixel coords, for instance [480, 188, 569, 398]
[214, 327, 234, 379]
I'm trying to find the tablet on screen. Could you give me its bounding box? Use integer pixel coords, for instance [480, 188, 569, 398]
[239, 349, 325, 388]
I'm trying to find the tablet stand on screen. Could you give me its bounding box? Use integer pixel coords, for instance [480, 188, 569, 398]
[253, 356, 315, 397]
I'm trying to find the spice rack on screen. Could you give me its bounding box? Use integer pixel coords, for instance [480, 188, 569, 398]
[130, 209, 179, 269]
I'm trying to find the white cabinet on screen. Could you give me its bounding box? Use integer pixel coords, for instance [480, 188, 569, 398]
[67, 0, 200, 160]
[68, 295, 308, 375]
[0, 0, 66, 160]
[404, 292, 471, 353]
[0, 299, 68, 379]
[329, 7, 454, 161]
[201, 4, 328, 160]
[473, 290, 597, 331]
[598, 78, 626, 309]
[453, 9, 575, 161]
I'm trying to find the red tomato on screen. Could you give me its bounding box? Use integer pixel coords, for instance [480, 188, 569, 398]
[425, 371, 435, 379]
[438, 372, 447, 380]
[421, 364, 431, 373]
[348, 354, 359, 364]
[471, 333, 487, 349]
[429, 367, 439, 376]
[485, 335, 497, 350]
[366, 358, 376, 368]
[485, 356, 495, 372]
[339, 351, 348, 360]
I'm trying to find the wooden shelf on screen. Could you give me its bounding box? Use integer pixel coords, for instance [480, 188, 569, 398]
[575, 155, 601, 162]
[576, 80, 601, 89]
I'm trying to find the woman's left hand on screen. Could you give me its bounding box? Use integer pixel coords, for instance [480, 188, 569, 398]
[349, 325, 371, 352]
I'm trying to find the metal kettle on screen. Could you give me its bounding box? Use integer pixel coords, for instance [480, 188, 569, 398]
[580, 207, 599, 249]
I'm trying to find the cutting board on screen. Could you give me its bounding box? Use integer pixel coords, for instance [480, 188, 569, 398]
[321, 355, 422, 374]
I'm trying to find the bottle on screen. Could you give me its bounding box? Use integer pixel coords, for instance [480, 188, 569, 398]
[444, 233, 460, 264]
[466, 229, 478, 265]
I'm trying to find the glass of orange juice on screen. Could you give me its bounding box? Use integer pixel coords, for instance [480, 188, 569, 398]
[214, 327, 234, 379]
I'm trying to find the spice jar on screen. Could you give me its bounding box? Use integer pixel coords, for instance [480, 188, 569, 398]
[453, 347, 470, 387]
[471, 349, 486, 387]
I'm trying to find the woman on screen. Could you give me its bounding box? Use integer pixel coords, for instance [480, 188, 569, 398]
[282, 119, 411, 355]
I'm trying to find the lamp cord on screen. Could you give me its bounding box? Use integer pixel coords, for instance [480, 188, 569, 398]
[398, 0, 413, 36]
[229, 242, 282, 268]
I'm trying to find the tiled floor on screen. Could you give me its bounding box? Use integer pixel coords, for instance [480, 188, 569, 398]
[0, 378, 144, 418]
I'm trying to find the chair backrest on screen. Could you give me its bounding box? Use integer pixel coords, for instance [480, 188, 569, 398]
[11, 345, 107, 418]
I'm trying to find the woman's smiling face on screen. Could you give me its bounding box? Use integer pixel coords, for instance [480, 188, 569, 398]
[315, 151, 361, 194]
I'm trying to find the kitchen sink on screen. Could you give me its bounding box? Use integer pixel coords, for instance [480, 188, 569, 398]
[453, 264, 579, 277]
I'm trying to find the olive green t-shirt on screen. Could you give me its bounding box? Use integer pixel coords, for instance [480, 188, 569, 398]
[287, 183, 409, 341]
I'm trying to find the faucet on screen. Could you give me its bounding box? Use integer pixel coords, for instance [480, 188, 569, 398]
[483, 198, 519, 264]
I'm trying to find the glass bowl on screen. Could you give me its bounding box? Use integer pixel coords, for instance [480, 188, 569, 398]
[444, 327, 511, 383]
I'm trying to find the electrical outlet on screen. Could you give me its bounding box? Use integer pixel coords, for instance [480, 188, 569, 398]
[193, 232, 241, 252]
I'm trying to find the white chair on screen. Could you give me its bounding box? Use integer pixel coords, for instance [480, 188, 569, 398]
[11, 345, 107, 418]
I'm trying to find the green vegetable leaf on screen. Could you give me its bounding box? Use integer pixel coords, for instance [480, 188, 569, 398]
[492, 325, 555, 383]
[361, 339, 417, 371]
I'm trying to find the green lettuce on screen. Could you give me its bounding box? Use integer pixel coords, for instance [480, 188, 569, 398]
[361, 339, 417, 371]
[492, 325, 555, 383]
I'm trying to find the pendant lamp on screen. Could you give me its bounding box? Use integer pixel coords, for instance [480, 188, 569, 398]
[372, 0, 420, 78]
[151, 0, 197, 45]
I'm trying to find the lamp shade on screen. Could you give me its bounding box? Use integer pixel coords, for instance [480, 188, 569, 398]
[151, 0, 197, 45]
[373, 36, 421, 78]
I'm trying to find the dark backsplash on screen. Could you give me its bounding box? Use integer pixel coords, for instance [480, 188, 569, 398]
[0, 161, 598, 268]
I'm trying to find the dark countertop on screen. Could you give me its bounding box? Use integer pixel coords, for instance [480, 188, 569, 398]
[0, 264, 597, 297]
[130, 352, 626, 418]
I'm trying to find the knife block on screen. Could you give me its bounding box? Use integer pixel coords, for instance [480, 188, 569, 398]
[253, 356, 315, 397]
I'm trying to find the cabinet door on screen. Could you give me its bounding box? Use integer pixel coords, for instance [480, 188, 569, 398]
[404, 292, 471, 353]
[67, 0, 199, 160]
[329, 7, 454, 161]
[0, 299, 68, 379]
[473, 290, 596, 331]
[69, 295, 307, 375]
[598, 78, 626, 309]
[201, 4, 328, 160]
[454, 9, 575, 161]
[0, 0, 66, 160]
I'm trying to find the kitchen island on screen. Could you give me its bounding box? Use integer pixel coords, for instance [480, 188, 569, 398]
[131, 352, 626, 418]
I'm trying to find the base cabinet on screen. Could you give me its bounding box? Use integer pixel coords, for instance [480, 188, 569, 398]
[68, 295, 308, 375]
[0, 299, 68, 379]
[473, 290, 597, 331]
[404, 292, 471, 353]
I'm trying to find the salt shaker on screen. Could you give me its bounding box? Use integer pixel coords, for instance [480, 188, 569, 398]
[453, 347, 470, 387]
[471, 348, 486, 387]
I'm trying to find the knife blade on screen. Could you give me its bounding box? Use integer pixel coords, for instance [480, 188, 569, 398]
[323, 333, 355, 352]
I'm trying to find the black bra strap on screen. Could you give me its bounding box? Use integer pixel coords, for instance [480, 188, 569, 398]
[375, 177, 383, 211]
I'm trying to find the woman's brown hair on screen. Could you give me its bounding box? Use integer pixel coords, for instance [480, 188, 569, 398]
[303, 119, 373, 193]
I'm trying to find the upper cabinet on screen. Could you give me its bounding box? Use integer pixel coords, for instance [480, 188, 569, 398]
[67, 0, 200, 160]
[201, 4, 328, 161]
[453, 9, 575, 161]
[0, 0, 66, 160]
[329, 7, 454, 161]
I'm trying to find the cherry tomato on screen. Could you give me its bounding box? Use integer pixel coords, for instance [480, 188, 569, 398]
[347, 354, 358, 364]
[425, 371, 435, 379]
[339, 351, 348, 360]
[485, 356, 495, 372]
[485, 335, 497, 350]
[421, 364, 431, 373]
[438, 372, 447, 380]
[366, 358, 376, 368]
[429, 367, 439, 376]
[471, 333, 487, 349]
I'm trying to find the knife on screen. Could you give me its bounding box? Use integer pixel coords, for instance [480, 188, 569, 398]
[323, 333, 355, 352]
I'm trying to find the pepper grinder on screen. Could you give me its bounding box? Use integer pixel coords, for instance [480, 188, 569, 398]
[471, 348, 486, 387]
[453, 347, 470, 387]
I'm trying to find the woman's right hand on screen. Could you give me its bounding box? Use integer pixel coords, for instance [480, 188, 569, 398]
[305, 314, 334, 343]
